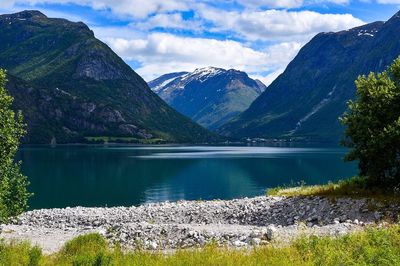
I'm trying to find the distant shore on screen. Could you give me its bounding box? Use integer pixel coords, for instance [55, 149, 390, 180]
[1, 195, 398, 254]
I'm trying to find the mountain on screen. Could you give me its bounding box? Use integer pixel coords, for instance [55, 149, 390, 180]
[219, 11, 400, 142]
[149, 67, 266, 130]
[0, 10, 217, 144]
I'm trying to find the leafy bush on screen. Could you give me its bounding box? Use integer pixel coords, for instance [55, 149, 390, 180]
[54, 233, 111, 265]
[341, 57, 400, 188]
[0, 69, 31, 221]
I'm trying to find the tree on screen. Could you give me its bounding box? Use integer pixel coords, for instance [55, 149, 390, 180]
[0, 69, 31, 221]
[341, 57, 400, 188]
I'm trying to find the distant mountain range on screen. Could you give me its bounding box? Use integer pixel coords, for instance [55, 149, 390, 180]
[149, 67, 266, 130]
[219, 11, 400, 142]
[0, 10, 217, 144]
[3, 9, 400, 144]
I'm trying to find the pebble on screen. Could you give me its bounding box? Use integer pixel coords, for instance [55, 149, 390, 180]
[4, 195, 398, 251]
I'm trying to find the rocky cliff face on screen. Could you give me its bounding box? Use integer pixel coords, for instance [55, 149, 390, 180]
[0, 10, 217, 143]
[7, 75, 154, 143]
[150, 67, 266, 130]
[219, 11, 400, 142]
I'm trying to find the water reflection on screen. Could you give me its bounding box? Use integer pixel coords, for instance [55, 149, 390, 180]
[17, 145, 357, 209]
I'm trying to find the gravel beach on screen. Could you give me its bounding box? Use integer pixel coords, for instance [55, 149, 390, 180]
[1, 196, 399, 254]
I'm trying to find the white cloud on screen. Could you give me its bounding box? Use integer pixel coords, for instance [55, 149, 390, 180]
[251, 69, 285, 86]
[199, 8, 365, 41]
[0, 0, 366, 85]
[310, 0, 350, 4]
[223, 0, 350, 9]
[236, 0, 304, 8]
[376, 0, 400, 3]
[101, 33, 301, 82]
[0, 0, 189, 18]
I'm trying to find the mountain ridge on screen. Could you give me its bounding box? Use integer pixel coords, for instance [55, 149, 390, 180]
[149, 67, 266, 130]
[218, 10, 400, 142]
[0, 10, 218, 144]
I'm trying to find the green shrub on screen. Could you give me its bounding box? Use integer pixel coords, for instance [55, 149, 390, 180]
[0, 69, 31, 222]
[53, 233, 111, 265]
[341, 57, 400, 188]
[0, 240, 42, 265]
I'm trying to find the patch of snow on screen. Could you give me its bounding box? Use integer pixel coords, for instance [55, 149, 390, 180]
[155, 67, 233, 98]
[152, 77, 179, 93]
[290, 86, 337, 134]
[357, 29, 375, 37]
[358, 32, 374, 37]
[181, 67, 224, 83]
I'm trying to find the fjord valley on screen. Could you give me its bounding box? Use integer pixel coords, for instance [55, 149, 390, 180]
[150, 67, 266, 130]
[0, 10, 216, 144]
[0, 5, 400, 266]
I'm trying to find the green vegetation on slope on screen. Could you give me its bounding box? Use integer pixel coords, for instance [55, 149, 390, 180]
[2, 225, 400, 265]
[0, 10, 217, 144]
[219, 12, 400, 142]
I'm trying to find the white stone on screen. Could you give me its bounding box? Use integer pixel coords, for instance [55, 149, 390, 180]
[149, 241, 158, 250]
[233, 240, 246, 247]
[266, 225, 277, 240]
[251, 238, 261, 245]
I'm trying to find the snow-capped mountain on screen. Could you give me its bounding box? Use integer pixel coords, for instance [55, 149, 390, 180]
[149, 67, 266, 130]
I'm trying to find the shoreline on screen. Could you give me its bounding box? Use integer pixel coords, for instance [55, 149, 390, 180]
[1, 195, 399, 254]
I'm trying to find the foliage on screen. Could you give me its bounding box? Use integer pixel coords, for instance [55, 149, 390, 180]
[341, 57, 400, 188]
[0, 69, 30, 221]
[0, 240, 42, 265]
[2, 225, 400, 265]
[267, 176, 375, 197]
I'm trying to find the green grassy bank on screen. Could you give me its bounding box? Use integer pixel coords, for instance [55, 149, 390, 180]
[2, 224, 400, 266]
[267, 176, 400, 201]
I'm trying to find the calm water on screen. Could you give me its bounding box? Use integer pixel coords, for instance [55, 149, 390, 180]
[17, 145, 358, 209]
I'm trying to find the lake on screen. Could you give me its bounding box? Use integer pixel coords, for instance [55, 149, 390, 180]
[17, 145, 358, 209]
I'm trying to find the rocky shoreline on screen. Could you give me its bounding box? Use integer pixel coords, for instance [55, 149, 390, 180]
[1, 196, 399, 254]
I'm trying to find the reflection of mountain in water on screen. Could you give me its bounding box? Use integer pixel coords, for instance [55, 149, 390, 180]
[144, 154, 356, 203]
[144, 159, 260, 203]
[231, 156, 356, 189]
[19, 147, 197, 208]
[18, 146, 357, 209]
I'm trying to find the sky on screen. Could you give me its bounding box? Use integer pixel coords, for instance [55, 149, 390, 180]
[0, 1, 399, 84]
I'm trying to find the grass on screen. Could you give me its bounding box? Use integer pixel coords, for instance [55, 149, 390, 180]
[267, 176, 399, 201]
[2, 225, 400, 265]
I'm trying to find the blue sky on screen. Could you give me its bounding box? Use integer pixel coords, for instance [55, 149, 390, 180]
[0, 0, 399, 84]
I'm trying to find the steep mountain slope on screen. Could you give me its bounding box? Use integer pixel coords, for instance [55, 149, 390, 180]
[0, 10, 216, 143]
[149, 67, 266, 130]
[219, 11, 400, 142]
